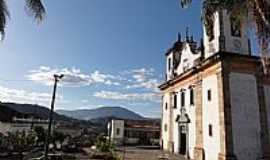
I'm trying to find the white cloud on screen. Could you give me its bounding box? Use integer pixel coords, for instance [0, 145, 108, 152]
[0, 86, 64, 106]
[81, 99, 89, 103]
[127, 68, 154, 82]
[93, 91, 161, 103]
[126, 79, 159, 92]
[123, 68, 160, 92]
[27, 66, 121, 87]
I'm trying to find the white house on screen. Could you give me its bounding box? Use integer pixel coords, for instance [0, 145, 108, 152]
[159, 9, 270, 160]
[0, 117, 50, 135]
[108, 119, 160, 146]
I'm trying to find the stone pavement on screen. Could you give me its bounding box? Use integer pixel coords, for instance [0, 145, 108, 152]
[116, 146, 187, 160]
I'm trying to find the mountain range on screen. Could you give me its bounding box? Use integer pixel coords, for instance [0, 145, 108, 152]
[56, 106, 144, 120]
[0, 102, 72, 122]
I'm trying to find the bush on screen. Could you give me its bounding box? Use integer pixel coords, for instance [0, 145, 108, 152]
[93, 135, 121, 160]
[95, 135, 114, 153]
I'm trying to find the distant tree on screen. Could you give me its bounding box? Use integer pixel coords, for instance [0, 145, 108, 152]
[0, 133, 6, 149]
[34, 126, 46, 145]
[52, 130, 66, 149]
[6, 131, 36, 160]
[0, 0, 46, 39]
[26, 130, 37, 146]
[95, 134, 114, 153]
[180, 0, 270, 73]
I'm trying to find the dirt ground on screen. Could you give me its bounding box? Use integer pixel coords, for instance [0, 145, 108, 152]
[116, 146, 187, 160]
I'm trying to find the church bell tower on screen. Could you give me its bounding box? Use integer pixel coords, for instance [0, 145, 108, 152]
[203, 10, 251, 58]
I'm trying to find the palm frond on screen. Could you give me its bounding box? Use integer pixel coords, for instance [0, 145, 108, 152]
[0, 0, 9, 39]
[25, 0, 46, 23]
[180, 0, 192, 8]
[191, 0, 270, 73]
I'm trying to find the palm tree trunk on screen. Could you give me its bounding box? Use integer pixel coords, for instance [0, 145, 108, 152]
[253, 0, 269, 27]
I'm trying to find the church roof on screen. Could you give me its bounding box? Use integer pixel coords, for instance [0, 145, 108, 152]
[159, 52, 262, 91]
[165, 41, 184, 56]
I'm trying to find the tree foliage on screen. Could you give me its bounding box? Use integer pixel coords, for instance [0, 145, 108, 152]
[5, 131, 36, 151]
[95, 135, 114, 153]
[52, 130, 66, 149]
[0, 0, 45, 39]
[34, 126, 46, 145]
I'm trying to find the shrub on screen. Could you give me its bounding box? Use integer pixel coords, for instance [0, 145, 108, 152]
[95, 135, 114, 153]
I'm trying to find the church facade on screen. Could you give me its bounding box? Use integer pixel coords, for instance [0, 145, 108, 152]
[159, 10, 270, 160]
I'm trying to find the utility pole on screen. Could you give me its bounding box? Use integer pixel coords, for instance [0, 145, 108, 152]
[44, 74, 64, 160]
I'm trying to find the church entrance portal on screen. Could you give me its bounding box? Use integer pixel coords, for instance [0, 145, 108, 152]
[176, 112, 190, 157]
[180, 131, 186, 154]
[179, 125, 188, 155]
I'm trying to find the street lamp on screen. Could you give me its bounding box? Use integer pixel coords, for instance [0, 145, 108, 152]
[44, 74, 64, 160]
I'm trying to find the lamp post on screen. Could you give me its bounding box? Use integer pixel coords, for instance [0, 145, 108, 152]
[44, 74, 64, 160]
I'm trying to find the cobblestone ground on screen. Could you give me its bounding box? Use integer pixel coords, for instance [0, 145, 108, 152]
[116, 146, 187, 160]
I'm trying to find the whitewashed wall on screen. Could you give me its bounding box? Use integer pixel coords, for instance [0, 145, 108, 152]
[222, 11, 249, 55]
[204, 11, 221, 58]
[176, 43, 200, 75]
[111, 120, 124, 140]
[185, 93, 196, 160]
[173, 95, 180, 153]
[168, 85, 196, 159]
[162, 92, 171, 150]
[230, 73, 261, 160]
[264, 85, 270, 140]
[202, 75, 220, 160]
[204, 10, 250, 58]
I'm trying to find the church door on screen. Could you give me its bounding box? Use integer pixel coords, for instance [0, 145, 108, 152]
[180, 132, 186, 154]
[179, 125, 188, 155]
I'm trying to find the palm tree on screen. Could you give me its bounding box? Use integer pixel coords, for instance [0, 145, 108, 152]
[0, 0, 45, 39]
[180, 0, 270, 73]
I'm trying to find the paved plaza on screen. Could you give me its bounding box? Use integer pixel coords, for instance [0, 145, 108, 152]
[116, 146, 187, 160]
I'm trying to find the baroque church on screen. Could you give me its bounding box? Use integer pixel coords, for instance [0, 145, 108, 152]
[159, 9, 270, 160]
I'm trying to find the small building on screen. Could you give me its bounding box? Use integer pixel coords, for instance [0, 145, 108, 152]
[108, 119, 160, 146]
[0, 117, 50, 135]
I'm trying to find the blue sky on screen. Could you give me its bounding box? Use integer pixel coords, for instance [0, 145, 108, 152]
[0, 0, 203, 118]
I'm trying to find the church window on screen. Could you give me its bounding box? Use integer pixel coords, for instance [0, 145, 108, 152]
[165, 102, 168, 110]
[230, 16, 242, 37]
[168, 58, 171, 71]
[181, 91, 185, 107]
[207, 89, 212, 101]
[205, 17, 214, 41]
[164, 124, 168, 132]
[190, 88, 194, 105]
[209, 124, 213, 137]
[116, 128, 120, 135]
[173, 94, 177, 109]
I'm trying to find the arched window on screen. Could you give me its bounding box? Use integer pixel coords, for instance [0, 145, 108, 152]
[181, 91, 185, 107]
[173, 94, 178, 109]
[190, 88, 194, 105]
[230, 16, 242, 37]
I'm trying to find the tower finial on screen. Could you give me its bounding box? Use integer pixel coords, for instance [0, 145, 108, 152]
[186, 27, 189, 41]
[178, 32, 181, 42]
